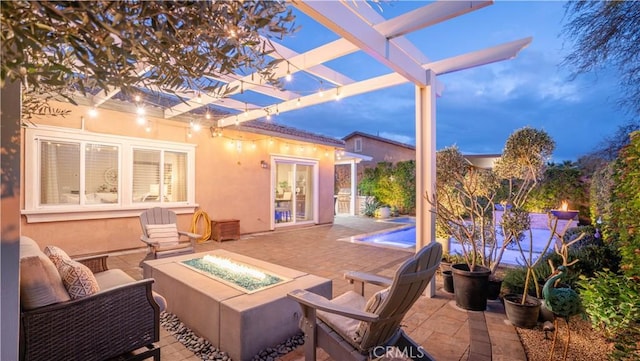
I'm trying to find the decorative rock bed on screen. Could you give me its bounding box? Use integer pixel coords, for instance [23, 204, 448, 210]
[160, 312, 305, 361]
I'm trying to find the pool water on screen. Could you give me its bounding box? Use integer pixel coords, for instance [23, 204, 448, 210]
[353, 219, 557, 266]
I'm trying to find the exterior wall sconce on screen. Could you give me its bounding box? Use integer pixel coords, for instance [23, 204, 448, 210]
[260, 160, 269, 169]
[210, 126, 223, 138]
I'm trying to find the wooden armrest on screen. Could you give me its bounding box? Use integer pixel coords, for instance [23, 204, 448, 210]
[178, 230, 201, 240]
[344, 271, 392, 287]
[74, 254, 109, 273]
[288, 289, 378, 322]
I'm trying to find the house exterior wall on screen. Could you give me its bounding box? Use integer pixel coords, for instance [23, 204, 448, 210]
[20, 102, 337, 256]
[344, 136, 415, 168]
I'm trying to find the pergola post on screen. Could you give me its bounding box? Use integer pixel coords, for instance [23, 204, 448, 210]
[349, 159, 357, 215]
[415, 70, 437, 297]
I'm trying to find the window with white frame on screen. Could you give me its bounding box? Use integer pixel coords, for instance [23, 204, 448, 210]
[354, 137, 362, 152]
[24, 126, 196, 221]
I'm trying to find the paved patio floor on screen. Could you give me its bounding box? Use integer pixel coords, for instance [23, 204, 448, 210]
[108, 216, 526, 361]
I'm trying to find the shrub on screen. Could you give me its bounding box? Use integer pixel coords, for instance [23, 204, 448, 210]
[578, 270, 640, 360]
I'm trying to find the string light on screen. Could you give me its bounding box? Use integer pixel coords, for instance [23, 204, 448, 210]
[318, 81, 324, 97]
[136, 106, 145, 115]
[296, 98, 301, 107]
[195, 92, 202, 103]
[244, 102, 249, 117]
[275, 104, 280, 115]
[205, 112, 211, 120]
[235, 116, 239, 126]
[134, 94, 141, 102]
[88, 106, 98, 118]
[136, 116, 146, 125]
[285, 62, 292, 82]
[187, 129, 192, 138]
[265, 109, 272, 120]
[335, 87, 342, 101]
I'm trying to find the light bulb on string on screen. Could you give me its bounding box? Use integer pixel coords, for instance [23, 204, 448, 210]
[187, 129, 192, 138]
[205, 112, 211, 120]
[235, 116, 239, 126]
[285, 62, 292, 82]
[335, 87, 342, 101]
[244, 103, 249, 117]
[136, 116, 146, 125]
[195, 92, 202, 104]
[136, 106, 145, 115]
[192, 122, 202, 132]
[265, 109, 272, 121]
[296, 98, 301, 107]
[88, 106, 98, 118]
[318, 81, 324, 97]
[134, 94, 141, 102]
[275, 104, 280, 115]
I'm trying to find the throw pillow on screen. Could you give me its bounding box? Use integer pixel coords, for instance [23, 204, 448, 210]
[353, 287, 390, 343]
[44, 245, 72, 267]
[57, 258, 100, 299]
[145, 223, 180, 246]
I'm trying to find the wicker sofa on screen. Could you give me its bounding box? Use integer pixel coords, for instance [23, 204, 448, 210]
[19, 236, 162, 361]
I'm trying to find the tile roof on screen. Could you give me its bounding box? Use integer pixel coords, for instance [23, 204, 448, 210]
[342, 131, 415, 150]
[231, 120, 345, 148]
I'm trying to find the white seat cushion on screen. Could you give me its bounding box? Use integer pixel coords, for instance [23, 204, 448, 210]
[146, 223, 180, 246]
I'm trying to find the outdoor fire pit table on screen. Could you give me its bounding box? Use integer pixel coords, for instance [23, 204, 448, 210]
[142, 250, 332, 361]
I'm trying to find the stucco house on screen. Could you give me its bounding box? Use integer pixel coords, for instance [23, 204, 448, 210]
[20, 100, 344, 256]
[342, 131, 415, 169]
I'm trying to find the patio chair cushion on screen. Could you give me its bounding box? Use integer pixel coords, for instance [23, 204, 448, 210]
[354, 287, 390, 343]
[146, 223, 180, 246]
[317, 290, 366, 348]
[19, 237, 70, 310]
[93, 268, 167, 312]
[56, 258, 100, 299]
[44, 245, 72, 267]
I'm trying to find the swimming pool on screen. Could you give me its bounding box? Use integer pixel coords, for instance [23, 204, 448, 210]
[350, 218, 556, 266]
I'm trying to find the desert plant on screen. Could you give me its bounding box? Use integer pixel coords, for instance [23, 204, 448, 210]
[429, 127, 555, 274]
[362, 197, 381, 218]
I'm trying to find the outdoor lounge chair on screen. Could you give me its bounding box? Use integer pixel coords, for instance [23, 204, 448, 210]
[139, 207, 201, 259]
[288, 242, 442, 361]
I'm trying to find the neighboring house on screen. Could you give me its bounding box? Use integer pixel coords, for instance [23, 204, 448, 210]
[343, 131, 500, 169]
[342, 131, 415, 169]
[20, 100, 344, 255]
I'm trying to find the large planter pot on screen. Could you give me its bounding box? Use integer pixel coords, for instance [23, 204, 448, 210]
[503, 294, 541, 329]
[487, 278, 503, 300]
[451, 263, 490, 311]
[442, 270, 454, 293]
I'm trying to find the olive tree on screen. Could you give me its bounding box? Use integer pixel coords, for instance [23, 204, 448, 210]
[1, 1, 296, 118]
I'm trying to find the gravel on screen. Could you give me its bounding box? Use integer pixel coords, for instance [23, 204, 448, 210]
[517, 316, 613, 361]
[160, 312, 304, 361]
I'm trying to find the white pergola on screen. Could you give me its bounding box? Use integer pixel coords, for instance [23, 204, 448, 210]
[86, 1, 532, 295]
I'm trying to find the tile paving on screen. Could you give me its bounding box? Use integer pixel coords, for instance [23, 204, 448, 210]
[109, 216, 526, 361]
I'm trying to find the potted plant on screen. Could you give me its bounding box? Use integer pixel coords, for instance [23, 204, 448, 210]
[428, 127, 555, 310]
[502, 207, 583, 328]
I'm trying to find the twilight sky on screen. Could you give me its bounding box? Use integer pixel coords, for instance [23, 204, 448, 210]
[250, 1, 630, 162]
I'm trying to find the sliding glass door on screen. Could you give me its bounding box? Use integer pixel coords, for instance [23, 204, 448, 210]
[273, 158, 316, 226]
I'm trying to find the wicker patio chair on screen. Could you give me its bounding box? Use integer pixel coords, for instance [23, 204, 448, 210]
[288, 242, 442, 361]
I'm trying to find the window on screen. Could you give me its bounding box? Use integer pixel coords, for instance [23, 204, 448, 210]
[354, 137, 362, 152]
[24, 126, 196, 222]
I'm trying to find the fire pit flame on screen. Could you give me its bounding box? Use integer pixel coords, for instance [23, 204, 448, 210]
[203, 255, 266, 280]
